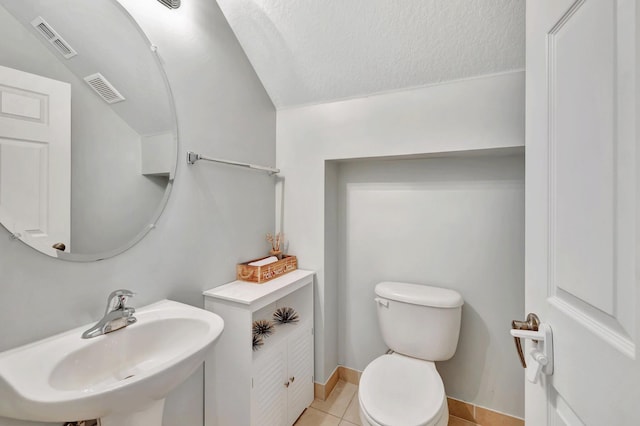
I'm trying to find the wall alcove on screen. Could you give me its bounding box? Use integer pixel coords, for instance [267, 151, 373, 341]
[323, 148, 525, 416]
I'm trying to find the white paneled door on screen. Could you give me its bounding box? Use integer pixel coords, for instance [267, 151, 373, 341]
[526, 0, 639, 424]
[0, 65, 70, 256]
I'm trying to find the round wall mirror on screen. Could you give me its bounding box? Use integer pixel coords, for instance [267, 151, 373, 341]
[0, 0, 177, 261]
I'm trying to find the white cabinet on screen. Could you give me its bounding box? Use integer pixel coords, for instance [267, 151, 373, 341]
[251, 324, 313, 426]
[251, 343, 287, 426]
[204, 270, 314, 426]
[285, 324, 314, 424]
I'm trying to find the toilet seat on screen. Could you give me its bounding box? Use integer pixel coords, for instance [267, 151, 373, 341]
[359, 354, 447, 426]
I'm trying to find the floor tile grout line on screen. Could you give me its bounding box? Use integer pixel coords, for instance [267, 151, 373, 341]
[314, 380, 357, 419]
[342, 388, 357, 421]
[303, 380, 360, 425]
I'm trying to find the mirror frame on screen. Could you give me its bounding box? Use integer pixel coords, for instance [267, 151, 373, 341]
[2, 0, 179, 262]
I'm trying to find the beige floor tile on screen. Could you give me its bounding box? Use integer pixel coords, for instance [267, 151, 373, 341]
[338, 421, 359, 426]
[448, 415, 478, 426]
[342, 392, 361, 425]
[294, 407, 341, 426]
[311, 380, 358, 417]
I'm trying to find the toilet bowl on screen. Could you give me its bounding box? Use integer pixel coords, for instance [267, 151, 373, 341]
[358, 282, 463, 426]
[358, 354, 448, 426]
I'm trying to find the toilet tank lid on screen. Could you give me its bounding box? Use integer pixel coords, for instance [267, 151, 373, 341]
[375, 282, 464, 308]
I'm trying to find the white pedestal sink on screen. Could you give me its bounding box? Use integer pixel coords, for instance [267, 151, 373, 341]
[0, 300, 224, 425]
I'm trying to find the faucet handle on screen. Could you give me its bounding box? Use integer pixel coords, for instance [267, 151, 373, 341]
[105, 289, 136, 313]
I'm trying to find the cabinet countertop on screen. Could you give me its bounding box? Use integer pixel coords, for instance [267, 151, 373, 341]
[203, 269, 314, 307]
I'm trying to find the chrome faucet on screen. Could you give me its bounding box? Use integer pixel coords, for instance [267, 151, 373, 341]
[82, 289, 137, 339]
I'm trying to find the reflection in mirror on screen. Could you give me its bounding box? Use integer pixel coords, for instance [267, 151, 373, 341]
[0, 0, 177, 260]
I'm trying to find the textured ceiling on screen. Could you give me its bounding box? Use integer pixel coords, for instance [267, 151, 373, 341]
[215, 0, 525, 109]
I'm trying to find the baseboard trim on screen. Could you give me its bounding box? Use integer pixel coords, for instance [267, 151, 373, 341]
[338, 365, 361, 385]
[447, 397, 524, 426]
[313, 365, 362, 400]
[313, 365, 340, 401]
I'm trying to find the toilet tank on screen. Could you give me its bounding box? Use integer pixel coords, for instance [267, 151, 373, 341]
[375, 282, 463, 361]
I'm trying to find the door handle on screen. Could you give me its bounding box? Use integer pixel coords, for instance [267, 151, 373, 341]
[511, 313, 540, 368]
[510, 319, 554, 383]
[52, 242, 66, 251]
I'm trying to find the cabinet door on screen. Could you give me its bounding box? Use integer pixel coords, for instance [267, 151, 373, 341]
[251, 345, 288, 426]
[287, 324, 314, 425]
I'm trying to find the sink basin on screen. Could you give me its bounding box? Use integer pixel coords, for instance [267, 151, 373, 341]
[0, 300, 224, 425]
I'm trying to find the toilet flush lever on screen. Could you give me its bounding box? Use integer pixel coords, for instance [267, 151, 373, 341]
[374, 298, 389, 308]
[510, 317, 553, 384]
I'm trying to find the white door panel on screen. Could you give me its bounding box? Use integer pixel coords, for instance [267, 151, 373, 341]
[1, 90, 45, 120]
[0, 140, 48, 229]
[0, 65, 70, 256]
[547, 0, 635, 351]
[526, 0, 639, 424]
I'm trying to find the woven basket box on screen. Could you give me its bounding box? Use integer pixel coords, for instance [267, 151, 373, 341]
[236, 255, 297, 284]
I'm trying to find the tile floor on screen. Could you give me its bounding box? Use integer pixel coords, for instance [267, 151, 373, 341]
[295, 380, 360, 425]
[294, 380, 480, 426]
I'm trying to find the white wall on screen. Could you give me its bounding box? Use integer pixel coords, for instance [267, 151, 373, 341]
[336, 155, 524, 416]
[276, 71, 525, 416]
[0, 0, 275, 425]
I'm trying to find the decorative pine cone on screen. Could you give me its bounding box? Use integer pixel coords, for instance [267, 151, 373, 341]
[273, 307, 299, 324]
[252, 319, 275, 337]
[252, 334, 264, 351]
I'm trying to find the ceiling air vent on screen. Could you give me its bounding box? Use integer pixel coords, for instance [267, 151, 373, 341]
[30, 17, 77, 59]
[84, 73, 126, 104]
[52, 39, 73, 56]
[157, 0, 181, 9]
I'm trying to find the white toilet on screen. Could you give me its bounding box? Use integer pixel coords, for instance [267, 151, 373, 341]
[358, 281, 464, 426]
